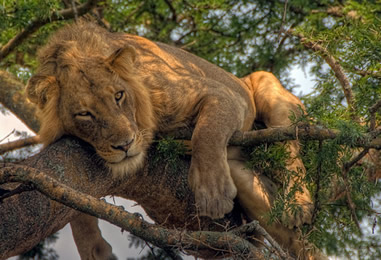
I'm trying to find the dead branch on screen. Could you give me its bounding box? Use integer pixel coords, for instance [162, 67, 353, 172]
[0, 135, 40, 155]
[0, 0, 99, 61]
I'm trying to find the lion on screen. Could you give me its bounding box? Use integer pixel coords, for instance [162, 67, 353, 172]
[26, 22, 320, 259]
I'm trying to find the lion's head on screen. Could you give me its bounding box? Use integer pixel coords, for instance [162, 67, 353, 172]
[26, 23, 156, 175]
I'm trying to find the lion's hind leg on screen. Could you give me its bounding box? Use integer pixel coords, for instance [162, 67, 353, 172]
[241, 71, 314, 228]
[228, 149, 326, 260]
[70, 213, 114, 260]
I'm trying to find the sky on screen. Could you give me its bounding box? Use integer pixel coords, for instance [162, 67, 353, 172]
[1, 65, 315, 259]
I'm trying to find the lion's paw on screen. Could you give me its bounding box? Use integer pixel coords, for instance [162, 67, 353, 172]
[188, 159, 237, 219]
[194, 189, 236, 219]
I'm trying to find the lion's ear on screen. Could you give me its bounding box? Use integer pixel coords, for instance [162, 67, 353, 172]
[26, 75, 59, 109]
[106, 45, 136, 75]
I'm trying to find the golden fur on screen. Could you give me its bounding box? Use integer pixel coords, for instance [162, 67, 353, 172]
[27, 22, 322, 259]
[27, 22, 255, 219]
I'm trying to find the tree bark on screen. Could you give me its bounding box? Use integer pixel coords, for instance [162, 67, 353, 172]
[0, 138, 112, 258]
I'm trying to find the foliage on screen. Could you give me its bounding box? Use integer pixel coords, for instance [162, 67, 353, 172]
[0, 0, 380, 259]
[153, 137, 188, 173]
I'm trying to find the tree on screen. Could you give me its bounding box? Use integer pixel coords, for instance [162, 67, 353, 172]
[0, 0, 380, 259]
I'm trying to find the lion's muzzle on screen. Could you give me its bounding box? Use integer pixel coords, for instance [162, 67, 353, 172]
[110, 135, 135, 152]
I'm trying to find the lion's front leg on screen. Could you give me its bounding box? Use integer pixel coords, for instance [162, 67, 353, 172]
[188, 95, 248, 219]
[70, 213, 114, 260]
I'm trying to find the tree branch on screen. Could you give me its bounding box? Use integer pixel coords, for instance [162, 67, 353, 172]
[0, 70, 39, 132]
[352, 68, 381, 79]
[0, 135, 40, 155]
[0, 0, 100, 61]
[291, 31, 360, 122]
[166, 124, 381, 149]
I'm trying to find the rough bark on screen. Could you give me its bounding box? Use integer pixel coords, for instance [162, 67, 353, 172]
[0, 138, 112, 258]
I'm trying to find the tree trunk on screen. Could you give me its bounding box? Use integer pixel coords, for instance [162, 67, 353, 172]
[0, 137, 246, 259]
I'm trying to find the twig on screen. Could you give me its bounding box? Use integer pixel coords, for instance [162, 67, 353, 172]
[0, 135, 40, 155]
[0, 129, 15, 143]
[352, 68, 381, 79]
[71, 0, 79, 20]
[310, 140, 323, 228]
[0, 165, 265, 259]
[311, 6, 343, 17]
[341, 165, 362, 235]
[291, 31, 360, 122]
[0, 184, 34, 202]
[344, 148, 370, 170]
[164, 0, 177, 22]
[0, 0, 99, 61]
[277, 0, 289, 43]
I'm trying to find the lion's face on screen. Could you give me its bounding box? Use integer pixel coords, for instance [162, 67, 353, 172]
[26, 45, 156, 175]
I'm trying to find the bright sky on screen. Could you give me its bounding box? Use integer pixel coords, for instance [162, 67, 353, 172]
[2, 65, 315, 259]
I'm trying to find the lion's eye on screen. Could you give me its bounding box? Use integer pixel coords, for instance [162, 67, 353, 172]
[115, 91, 124, 103]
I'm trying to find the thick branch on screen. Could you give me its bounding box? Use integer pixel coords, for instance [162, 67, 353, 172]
[0, 165, 264, 259]
[0, 0, 99, 61]
[0, 138, 113, 258]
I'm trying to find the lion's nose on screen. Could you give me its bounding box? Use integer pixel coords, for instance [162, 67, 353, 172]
[111, 137, 135, 152]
